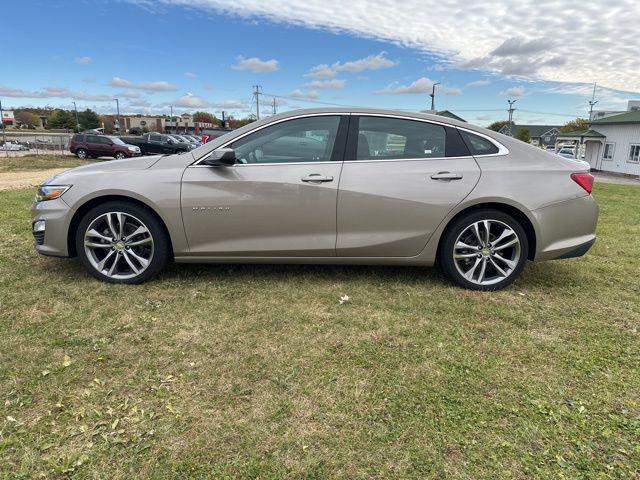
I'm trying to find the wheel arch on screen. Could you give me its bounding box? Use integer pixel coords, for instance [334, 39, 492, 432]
[437, 201, 537, 261]
[67, 194, 174, 258]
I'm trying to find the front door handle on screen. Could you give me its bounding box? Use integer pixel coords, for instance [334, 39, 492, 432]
[301, 174, 334, 183]
[430, 171, 463, 181]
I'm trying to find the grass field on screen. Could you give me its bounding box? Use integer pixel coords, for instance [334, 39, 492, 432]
[0, 155, 95, 173]
[0, 183, 638, 479]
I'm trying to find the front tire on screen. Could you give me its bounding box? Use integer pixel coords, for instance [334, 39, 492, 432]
[114, 152, 125, 159]
[76, 148, 88, 159]
[75, 201, 169, 284]
[438, 209, 529, 291]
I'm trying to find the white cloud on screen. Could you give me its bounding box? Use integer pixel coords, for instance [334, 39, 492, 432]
[377, 77, 460, 96]
[466, 79, 490, 88]
[167, 93, 249, 110]
[499, 86, 526, 98]
[185, 71, 198, 78]
[289, 89, 320, 99]
[0, 85, 112, 101]
[135, 0, 640, 92]
[231, 56, 279, 72]
[108, 76, 180, 91]
[305, 52, 397, 79]
[117, 90, 141, 98]
[302, 79, 346, 89]
[74, 56, 92, 65]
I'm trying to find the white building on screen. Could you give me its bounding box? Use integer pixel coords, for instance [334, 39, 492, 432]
[583, 111, 640, 176]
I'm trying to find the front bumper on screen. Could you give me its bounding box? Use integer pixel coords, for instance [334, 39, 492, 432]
[532, 194, 599, 261]
[31, 197, 73, 257]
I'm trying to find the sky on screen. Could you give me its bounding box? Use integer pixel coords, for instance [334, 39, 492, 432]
[2, 0, 640, 127]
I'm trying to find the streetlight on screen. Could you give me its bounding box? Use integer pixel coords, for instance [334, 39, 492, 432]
[72, 101, 80, 132]
[114, 98, 120, 135]
[429, 82, 441, 111]
[507, 99, 517, 136]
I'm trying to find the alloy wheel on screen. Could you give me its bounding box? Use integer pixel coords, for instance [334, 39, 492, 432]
[452, 219, 521, 286]
[83, 212, 154, 280]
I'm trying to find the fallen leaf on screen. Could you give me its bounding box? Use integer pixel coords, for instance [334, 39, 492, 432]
[41, 370, 50, 377]
[339, 294, 350, 305]
[62, 355, 72, 367]
[7, 416, 17, 422]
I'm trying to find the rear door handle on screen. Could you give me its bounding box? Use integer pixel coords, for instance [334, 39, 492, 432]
[301, 174, 334, 183]
[430, 171, 463, 181]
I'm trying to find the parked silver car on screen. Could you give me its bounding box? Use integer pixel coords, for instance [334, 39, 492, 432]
[31, 108, 598, 290]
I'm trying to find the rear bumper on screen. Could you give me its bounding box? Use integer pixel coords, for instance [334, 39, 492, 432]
[532, 194, 599, 261]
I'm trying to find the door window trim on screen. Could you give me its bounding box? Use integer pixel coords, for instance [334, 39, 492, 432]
[191, 112, 508, 167]
[192, 113, 350, 167]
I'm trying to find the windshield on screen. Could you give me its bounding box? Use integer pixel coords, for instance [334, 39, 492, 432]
[109, 136, 126, 145]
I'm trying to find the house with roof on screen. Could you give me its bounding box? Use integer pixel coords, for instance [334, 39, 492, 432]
[498, 124, 561, 148]
[582, 111, 640, 176]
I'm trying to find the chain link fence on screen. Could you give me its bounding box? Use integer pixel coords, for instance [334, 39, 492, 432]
[0, 131, 73, 157]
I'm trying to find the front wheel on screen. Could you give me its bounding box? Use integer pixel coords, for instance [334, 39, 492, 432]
[438, 209, 529, 291]
[76, 148, 88, 159]
[75, 201, 170, 284]
[114, 152, 125, 159]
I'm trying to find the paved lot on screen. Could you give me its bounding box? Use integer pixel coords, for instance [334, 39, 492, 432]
[593, 171, 640, 185]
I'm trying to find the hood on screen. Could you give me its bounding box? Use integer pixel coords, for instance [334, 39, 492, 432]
[42, 155, 163, 185]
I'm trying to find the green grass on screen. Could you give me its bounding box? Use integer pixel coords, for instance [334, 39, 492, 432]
[0, 155, 96, 173]
[0, 184, 638, 479]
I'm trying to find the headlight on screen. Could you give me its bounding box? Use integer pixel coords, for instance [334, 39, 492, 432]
[128, 146, 139, 151]
[35, 185, 71, 202]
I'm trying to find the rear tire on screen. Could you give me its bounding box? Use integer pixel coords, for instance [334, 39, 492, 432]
[75, 201, 170, 284]
[438, 209, 529, 291]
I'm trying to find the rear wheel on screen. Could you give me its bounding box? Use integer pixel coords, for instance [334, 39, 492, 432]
[438, 209, 529, 291]
[76, 148, 88, 159]
[75, 201, 169, 284]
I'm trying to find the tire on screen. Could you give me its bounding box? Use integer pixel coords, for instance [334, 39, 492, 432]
[75, 201, 170, 284]
[438, 209, 529, 291]
[76, 148, 88, 159]
[114, 152, 125, 159]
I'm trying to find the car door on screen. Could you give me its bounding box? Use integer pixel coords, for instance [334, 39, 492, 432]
[145, 134, 164, 154]
[336, 115, 482, 257]
[181, 114, 348, 256]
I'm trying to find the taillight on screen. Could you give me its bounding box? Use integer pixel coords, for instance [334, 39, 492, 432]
[571, 172, 594, 194]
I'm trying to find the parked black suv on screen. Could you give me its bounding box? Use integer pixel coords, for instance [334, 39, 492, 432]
[120, 133, 193, 156]
[69, 134, 141, 159]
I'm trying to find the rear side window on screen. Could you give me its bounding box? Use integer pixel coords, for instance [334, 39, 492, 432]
[85, 135, 99, 143]
[459, 130, 499, 156]
[150, 134, 162, 141]
[355, 116, 446, 160]
[73, 134, 84, 142]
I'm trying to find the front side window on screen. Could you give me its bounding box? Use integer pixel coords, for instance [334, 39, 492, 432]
[459, 130, 500, 156]
[150, 134, 161, 142]
[628, 144, 640, 163]
[85, 135, 99, 143]
[356, 116, 446, 160]
[603, 143, 614, 160]
[230, 115, 341, 164]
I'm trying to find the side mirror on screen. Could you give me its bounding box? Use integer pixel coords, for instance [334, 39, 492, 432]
[203, 148, 236, 166]
[167, 138, 174, 145]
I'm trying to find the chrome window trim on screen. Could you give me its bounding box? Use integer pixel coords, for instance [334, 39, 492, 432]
[191, 111, 509, 168]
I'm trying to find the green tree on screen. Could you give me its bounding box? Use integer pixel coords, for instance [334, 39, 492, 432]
[15, 111, 40, 128]
[516, 128, 531, 143]
[47, 109, 76, 130]
[193, 111, 217, 124]
[487, 120, 510, 132]
[560, 118, 589, 133]
[78, 109, 101, 131]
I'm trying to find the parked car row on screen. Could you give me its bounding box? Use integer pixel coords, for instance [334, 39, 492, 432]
[69, 132, 205, 159]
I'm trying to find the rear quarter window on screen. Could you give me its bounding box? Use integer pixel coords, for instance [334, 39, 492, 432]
[459, 130, 500, 156]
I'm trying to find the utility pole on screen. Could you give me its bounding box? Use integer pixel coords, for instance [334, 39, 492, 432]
[72, 101, 81, 132]
[170, 105, 173, 133]
[253, 85, 262, 120]
[429, 82, 440, 111]
[272, 97, 277, 115]
[114, 98, 121, 135]
[0, 99, 7, 157]
[507, 99, 517, 136]
[588, 83, 598, 121]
